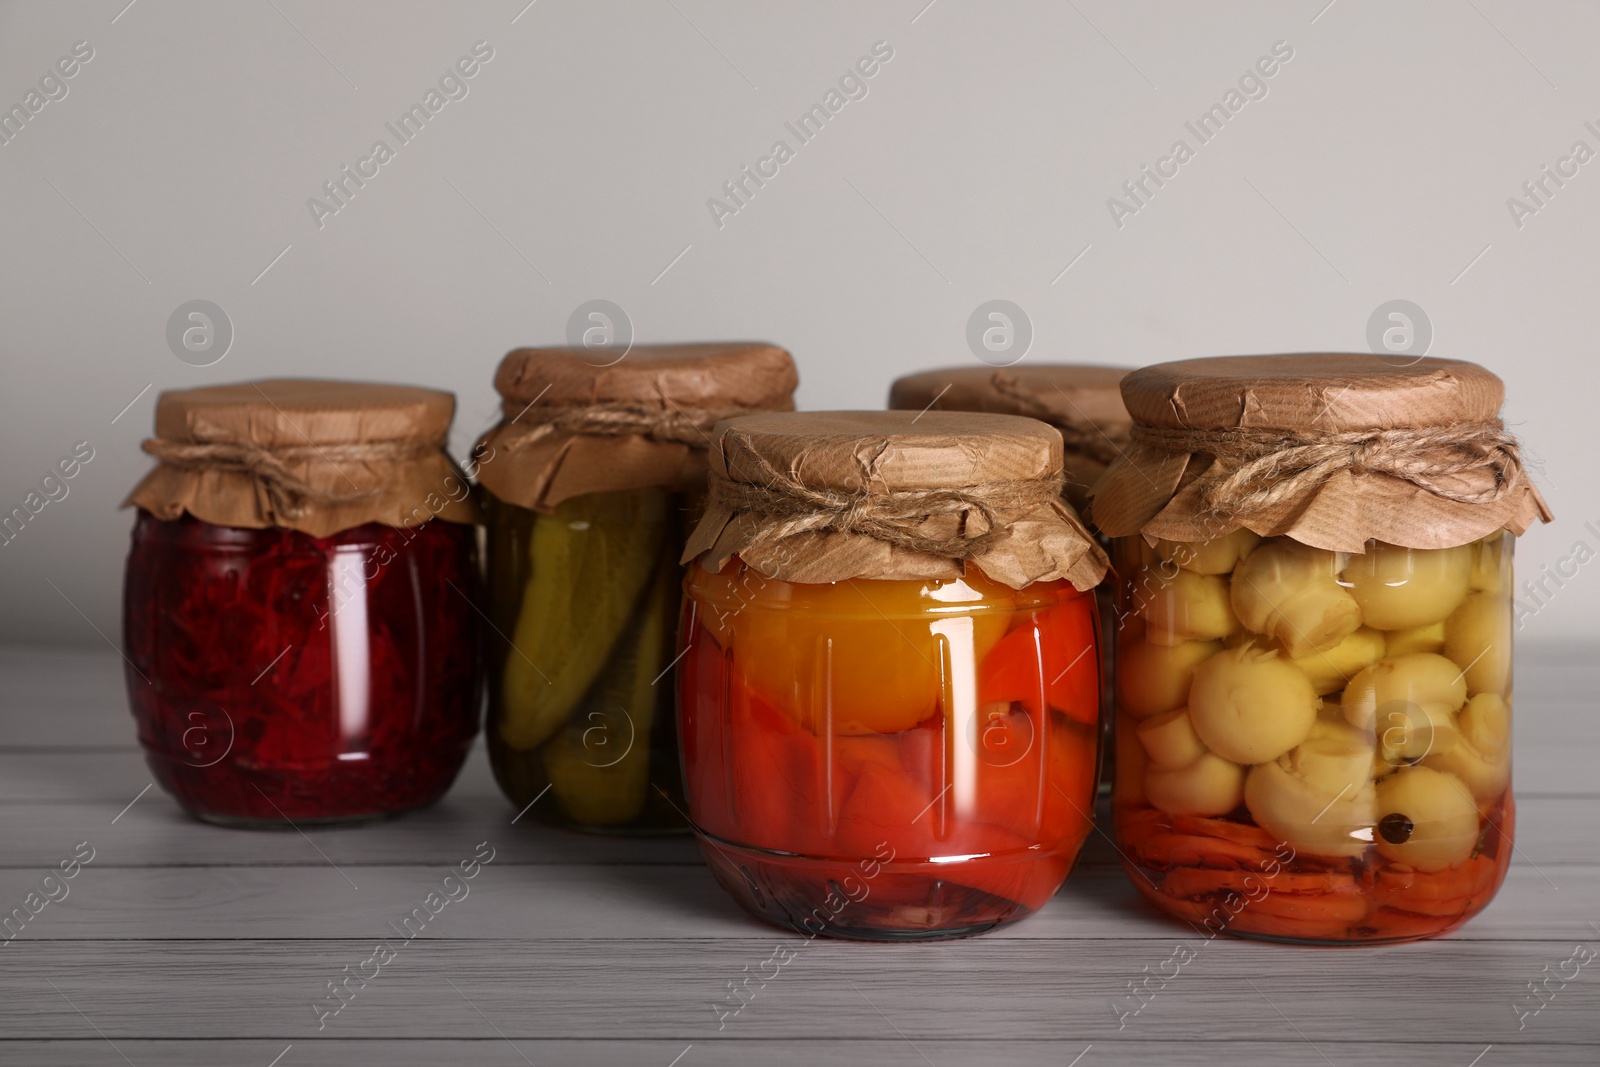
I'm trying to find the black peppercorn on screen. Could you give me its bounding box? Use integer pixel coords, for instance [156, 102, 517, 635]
[1378, 812, 1414, 845]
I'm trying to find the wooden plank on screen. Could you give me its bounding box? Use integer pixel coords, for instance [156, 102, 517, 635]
[3, 1040, 1597, 1067]
[0, 787, 1592, 870]
[0, 861, 1589, 944]
[3, 939, 1597, 1044]
[7, 734, 1598, 803]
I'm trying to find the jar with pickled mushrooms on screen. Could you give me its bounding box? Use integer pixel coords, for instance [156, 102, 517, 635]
[1092, 354, 1551, 944]
[476, 344, 798, 833]
[679, 411, 1107, 940]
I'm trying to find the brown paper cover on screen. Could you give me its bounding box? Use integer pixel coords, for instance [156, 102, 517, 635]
[1091, 354, 1552, 552]
[123, 379, 478, 538]
[478, 343, 798, 512]
[889, 364, 1130, 511]
[683, 410, 1108, 590]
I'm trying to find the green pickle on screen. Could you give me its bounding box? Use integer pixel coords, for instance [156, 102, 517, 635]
[487, 488, 689, 832]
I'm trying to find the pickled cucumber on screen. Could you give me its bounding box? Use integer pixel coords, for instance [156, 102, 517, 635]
[500, 489, 668, 751]
[541, 555, 675, 825]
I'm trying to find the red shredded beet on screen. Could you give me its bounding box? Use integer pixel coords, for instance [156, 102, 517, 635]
[123, 511, 481, 824]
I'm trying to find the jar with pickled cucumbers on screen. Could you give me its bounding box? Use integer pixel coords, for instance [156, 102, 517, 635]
[679, 411, 1109, 939]
[1093, 354, 1551, 944]
[121, 380, 483, 825]
[476, 343, 798, 833]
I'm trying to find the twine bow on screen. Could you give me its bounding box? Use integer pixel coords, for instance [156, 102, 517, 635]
[1129, 421, 1525, 517]
[710, 449, 1066, 558]
[142, 438, 433, 518]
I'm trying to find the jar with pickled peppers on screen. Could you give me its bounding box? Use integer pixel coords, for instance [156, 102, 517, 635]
[475, 343, 798, 833]
[678, 411, 1110, 939]
[121, 380, 483, 825]
[1093, 354, 1552, 944]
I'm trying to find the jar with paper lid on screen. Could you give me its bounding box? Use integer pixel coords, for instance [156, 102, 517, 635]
[1093, 354, 1551, 943]
[121, 379, 483, 825]
[890, 364, 1131, 790]
[888, 364, 1131, 515]
[477, 343, 798, 833]
[679, 410, 1108, 940]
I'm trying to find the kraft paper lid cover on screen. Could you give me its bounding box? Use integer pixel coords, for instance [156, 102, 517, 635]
[682, 410, 1109, 590]
[478, 342, 798, 512]
[123, 378, 478, 538]
[889, 364, 1131, 509]
[1090, 353, 1552, 552]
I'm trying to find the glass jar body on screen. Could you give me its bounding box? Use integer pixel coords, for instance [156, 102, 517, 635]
[123, 511, 482, 825]
[1110, 529, 1514, 944]
[484, 488, 688, 833]
[679, 562, 1102, 941]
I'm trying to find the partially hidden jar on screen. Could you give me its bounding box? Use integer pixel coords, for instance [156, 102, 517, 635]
[679, 411, 1109, 939]
[888, 364, 1130, 516]
[122, 379, 483, 825]
[476, 343, 798, 833]
[1093, 354, 1551, 943]
[889, 364, 1130, 783]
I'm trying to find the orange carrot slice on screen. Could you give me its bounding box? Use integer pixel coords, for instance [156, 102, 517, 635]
[1161, 866, 1358, 899]
[1167, 813, 1278, 849]
[1375, 855, 1499, 905]
[1137, 832, 1272, 869]
[1228, 912, 1357, 941]
[1249, 889, 1371, 923]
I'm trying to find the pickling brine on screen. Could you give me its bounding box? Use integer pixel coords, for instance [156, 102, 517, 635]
[680, 563, 1101, 940]
[474, 342, 800, 833]
[485, 488, 687, 831]
[1112, 530, 1515, 943]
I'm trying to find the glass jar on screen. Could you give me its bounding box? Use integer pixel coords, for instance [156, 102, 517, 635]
[1112, 529, 1516, 943]
[676, 409, 1108, 940]
[120, 378, 484, 826]
[681, 563, 1101, 940]
[887, 365, 1130, 516]
[476, 343, 799, 832]
[124, 512, 481, 824]
[1094, 353, 1549, 943]
[484, 488, 688, 831]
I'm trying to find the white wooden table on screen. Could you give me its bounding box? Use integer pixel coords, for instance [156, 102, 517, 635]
[1, 643, 1596, 1067]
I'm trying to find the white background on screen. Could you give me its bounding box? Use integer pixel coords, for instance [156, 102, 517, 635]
[0, 0, 1593, 644]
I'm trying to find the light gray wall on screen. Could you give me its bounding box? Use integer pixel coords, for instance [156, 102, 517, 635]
[0, 0, 1593, 645]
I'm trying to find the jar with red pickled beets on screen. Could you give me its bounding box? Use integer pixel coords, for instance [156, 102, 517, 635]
[678, 411, 1109, 940]
[121, 380, 483, 825]
[1093, 354, 1552, 944]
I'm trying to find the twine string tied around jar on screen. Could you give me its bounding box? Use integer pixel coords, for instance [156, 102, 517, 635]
[710, 449, 1067, 559]
[988, 371, 1128, 468]
[500, 400, 765, 449]
[142, 438, 435, 518]
[1129, 420, 1526, 516]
